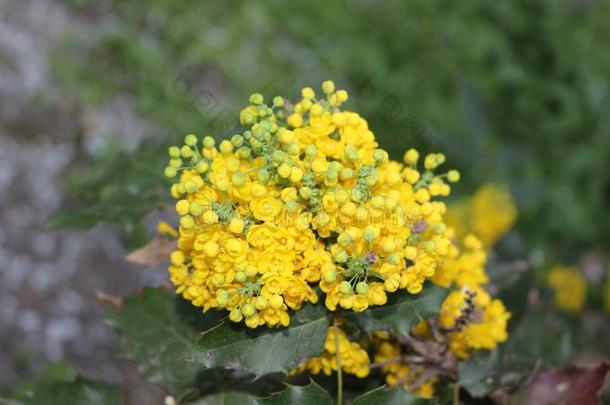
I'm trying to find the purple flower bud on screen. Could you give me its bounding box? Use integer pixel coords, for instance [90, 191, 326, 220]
[365, 252, 377, 265]
[412, 219, 427, 233]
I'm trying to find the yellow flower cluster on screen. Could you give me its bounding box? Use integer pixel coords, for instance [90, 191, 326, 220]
[164, 81, 458, 327]
[439, 288, 510, 359]
[431, 233, 487, 289]
[445, 184, 517, 248]
[293, 325, 370, 378]
[372, 200, 513, 396]
[373, 334, 436, 398]
[547, 265, 586, 313]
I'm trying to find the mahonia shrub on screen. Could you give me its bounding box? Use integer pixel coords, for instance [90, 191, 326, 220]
[160, 81, 512, 400]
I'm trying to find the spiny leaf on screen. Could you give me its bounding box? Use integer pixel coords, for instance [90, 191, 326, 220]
[351, 386, 433, 405]
[190, 304, 329, 376]
[104, 287, 223, 393]
[344, 285, 448, 335]
[190, 381, 332, 405]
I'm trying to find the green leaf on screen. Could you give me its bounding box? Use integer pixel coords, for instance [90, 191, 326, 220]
[344, 285, 448, 335]
[9, 377, 121, 405]
[351, 386, 433, 405]
[190, 304, 329, 376]
[105, 287, 223, 393]
[458, 350, 502, 398]
[191, 382, 333, 405]
[258, 381, 333, 405]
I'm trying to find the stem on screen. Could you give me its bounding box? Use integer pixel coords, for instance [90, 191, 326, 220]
[334, 317, 343, 405]
[453, 381, 460, 405]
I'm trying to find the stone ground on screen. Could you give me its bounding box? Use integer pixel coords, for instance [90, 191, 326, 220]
[0, 0, 167, 387]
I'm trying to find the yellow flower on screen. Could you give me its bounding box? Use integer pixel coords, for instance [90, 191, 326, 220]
[446, 184, 517, 248]
[548, 265, 586, 313]
[293, 326, 370, 378]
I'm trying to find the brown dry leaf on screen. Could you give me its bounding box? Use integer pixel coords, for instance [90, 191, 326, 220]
[125, 237, 175, 267]
[514, 362, 610, 405]
[96, 291, 124, 310]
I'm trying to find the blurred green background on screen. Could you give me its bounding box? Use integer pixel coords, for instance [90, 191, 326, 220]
[53, 0, 610, 255]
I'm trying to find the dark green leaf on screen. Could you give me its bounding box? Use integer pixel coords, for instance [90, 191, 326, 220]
[9, 378, 120, 405]
[258, 381, 333, 405]
[351, 386, 433, 405]
[345, 285, 448, 335]
[458, 350, 502, 398]
[190, 304, 328, 376]
[191, 382, 332, 405]
[105, 287, 223, 393]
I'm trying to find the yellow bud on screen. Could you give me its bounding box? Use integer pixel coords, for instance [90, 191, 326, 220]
[278, 128, 295, 144]
[202, 210, 218, 224]
[170, 251, 185, 265]
[301, 87, 315, 99]
[322, 80, 335, 94]
[336, 90, 348, 103]
[404, 149, 419, 165]
[229, 309, 243, 323]
[310, 103, 323, 116]
[290, 167, 304, 183]
[269, 294, 284, 309]
[228, 218, 244, 234]
[447, 170, 460, 183]
[242, 303, 256, 317]
[278, 164, 292, 178]
[288, 113, 303, 128]
[255, 296, 268, 310]
[175, 199, 190, 215]
[203, 241, 219, 257]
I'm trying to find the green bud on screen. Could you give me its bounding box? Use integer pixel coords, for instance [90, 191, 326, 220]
[185, 134, 198, 146]
[196, 161, 209, 173]
[340, 168, 354, 180]
[271, 150, 284, 161]
[242, 303, 256, 317]
[345, 145, 359, 161]
[299, 187, 312, 199]
[185, 180, 198, 193]
[387, 253, 401, 265]
[424, 240, 436, 253]
[231, 134, 244, 147]
[237, 146, 251, 159]
[168, 146, 181, 158]
[323, 268, 337, 283]
[203, 136, 215, 149]
[337, 232, 352, 246]
[235, 271, 247, 283]
[363, 229, 376, 242]
[305, 144, 317, 157]
[249, 93, 264, 105]
[334, 250, 349, 263]
[189, 203, 204, 216]
[164, 167, 177, 178]
[169, 158, 182, 168]
[356, 281, 369, 294]
[180, 215, 195, 229]
[273, 96, 284, 107]
[286, 143, 300, 156]
[373, 149, 388, 163]
[339, 281, 353, 295]
[232, 173, 246, 186]
[181, 145, 193, 158]
[257, 169, 270, 181]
